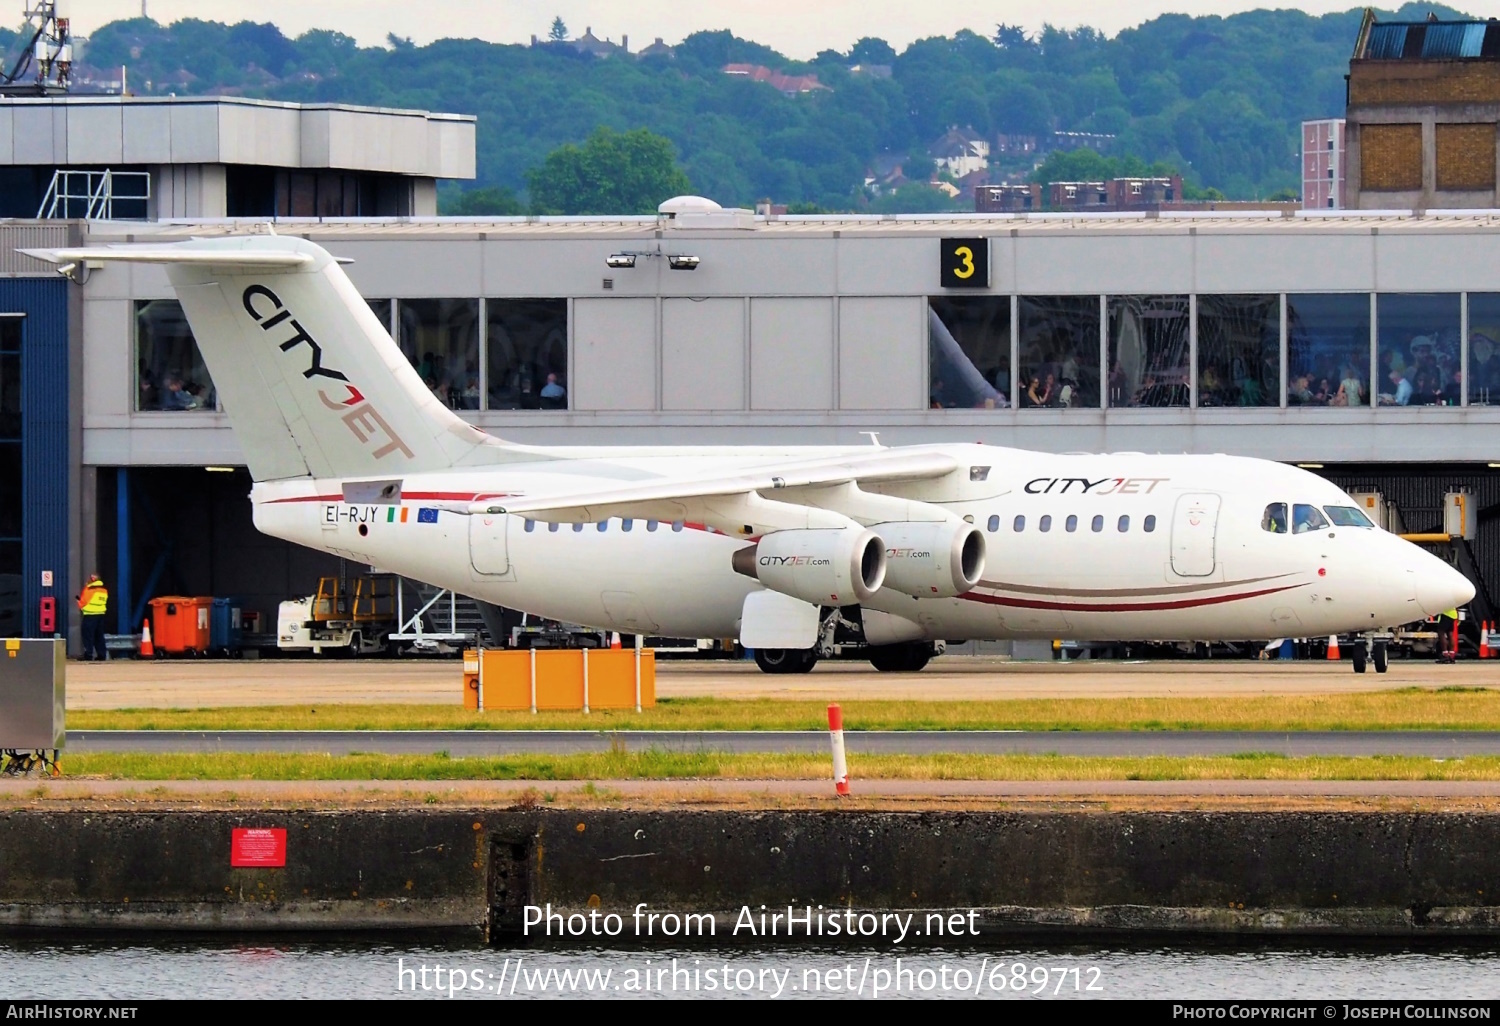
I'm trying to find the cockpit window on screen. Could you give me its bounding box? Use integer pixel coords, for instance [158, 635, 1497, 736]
[1324, 505, 1375, 528]
[1262, 502, 1288, 533]
[969, 466, 991, 482]
[1292, 503, 1330, 533]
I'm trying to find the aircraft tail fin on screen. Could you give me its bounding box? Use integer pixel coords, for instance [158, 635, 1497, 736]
[23, 235, 544, 482]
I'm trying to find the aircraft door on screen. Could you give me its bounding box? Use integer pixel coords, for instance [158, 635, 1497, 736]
[1169, 493, 1221, 577]
[469, 511, 510, 576]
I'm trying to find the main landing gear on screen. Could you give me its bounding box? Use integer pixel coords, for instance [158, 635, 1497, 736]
[753, 647, 819, 674]
[867, 641, 934, 673]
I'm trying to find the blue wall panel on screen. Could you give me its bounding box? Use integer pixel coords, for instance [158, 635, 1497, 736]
[2, 278, 69, 637]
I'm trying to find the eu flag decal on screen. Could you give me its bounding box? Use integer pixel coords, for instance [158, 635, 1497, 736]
[417, 507, 440, 524]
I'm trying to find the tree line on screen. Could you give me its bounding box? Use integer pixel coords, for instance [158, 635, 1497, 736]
[0, 4, 1471, 213]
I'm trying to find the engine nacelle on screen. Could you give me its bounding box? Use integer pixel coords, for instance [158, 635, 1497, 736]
[732, 528, 886, 605]
[875, 520, 986, 597]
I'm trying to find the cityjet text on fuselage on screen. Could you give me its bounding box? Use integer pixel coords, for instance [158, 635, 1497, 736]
[1023, 476, 1170, 495]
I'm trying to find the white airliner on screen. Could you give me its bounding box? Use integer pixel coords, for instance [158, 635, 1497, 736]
[27, 236, 1474, 673]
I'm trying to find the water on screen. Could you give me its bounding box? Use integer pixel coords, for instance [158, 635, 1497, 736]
[3, 937, 1500, 999]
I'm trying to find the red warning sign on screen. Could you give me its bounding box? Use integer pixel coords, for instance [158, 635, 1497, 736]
[231, 827, 287, 867]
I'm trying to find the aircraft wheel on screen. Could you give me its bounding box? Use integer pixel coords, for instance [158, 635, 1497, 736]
[1373, 641, 1389, 674]
[869, 642, 932, 672]
[902, 643, 933, 672]
[1351, 642, 1368, 674]
[754, 648, 816, 674]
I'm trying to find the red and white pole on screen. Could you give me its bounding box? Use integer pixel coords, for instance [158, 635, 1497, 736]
[828, 703, 850, 796]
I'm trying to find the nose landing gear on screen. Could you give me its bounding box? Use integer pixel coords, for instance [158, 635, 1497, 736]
[1350, 633, 1391, 674]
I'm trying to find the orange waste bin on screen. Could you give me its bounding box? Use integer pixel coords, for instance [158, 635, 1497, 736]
[148, 596, 214, 655]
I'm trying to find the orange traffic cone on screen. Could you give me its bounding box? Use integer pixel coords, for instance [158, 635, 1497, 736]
[610, 632, 622, 650]
[139, 618, 154, 659]
[1326, 634, 1340, 660]
[1483, 622, 1493, 660]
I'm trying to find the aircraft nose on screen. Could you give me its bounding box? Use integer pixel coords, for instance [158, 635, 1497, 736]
[1414, 557, 1475, 618]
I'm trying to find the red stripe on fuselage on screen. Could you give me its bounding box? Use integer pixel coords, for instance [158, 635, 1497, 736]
[265, 491, 519, 504]
[960, 583, 1306, 613]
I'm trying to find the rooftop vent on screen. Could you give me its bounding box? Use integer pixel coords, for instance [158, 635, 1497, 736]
[658, 194, 756, 230]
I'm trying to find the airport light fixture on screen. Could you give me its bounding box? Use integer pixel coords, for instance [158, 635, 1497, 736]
[605, 250, 700, 270]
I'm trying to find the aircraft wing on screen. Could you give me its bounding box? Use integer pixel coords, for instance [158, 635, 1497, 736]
[473, 448, 961, 532]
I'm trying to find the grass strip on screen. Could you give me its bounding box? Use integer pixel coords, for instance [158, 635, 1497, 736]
[51, 751, 1500, 782]
[69, 689, 1500, 733]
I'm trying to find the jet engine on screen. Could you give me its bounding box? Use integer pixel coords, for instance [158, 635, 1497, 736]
[875, 520, 986, 597]
[731, 528, 886, 605]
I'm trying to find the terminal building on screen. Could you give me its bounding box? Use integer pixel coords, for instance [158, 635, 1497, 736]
[4, 93, 1500, 649]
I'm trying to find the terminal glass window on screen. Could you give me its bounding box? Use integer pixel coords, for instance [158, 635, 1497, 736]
[0, 318, 18, 440]
[135, 300, 217, 412]
[398, 299, 481, 411]
[486, 299, 568, 410]
[1106, 295, 1189, 408]
[0, 317, 18, 583]
[928, 297, 1010, 408]
[366, 299, 394, 336]
[1286, 294, 1369, 407]
[1017, 296, 1099, 408]
[1377, 294, 1460, 406]
[1196, 294, 1279, 408]
[1468, 294, 1500, 406]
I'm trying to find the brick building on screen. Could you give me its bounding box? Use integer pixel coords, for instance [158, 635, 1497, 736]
[1347, 11, 1500, 210]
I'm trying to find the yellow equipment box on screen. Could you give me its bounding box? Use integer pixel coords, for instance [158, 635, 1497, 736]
[463, 647, 655, 712]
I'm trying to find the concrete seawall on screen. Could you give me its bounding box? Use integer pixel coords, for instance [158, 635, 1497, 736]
[2, 809, 1498, 936]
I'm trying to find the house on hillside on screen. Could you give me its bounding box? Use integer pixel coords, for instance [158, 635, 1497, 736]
[864, 153, 908, 195]
[975, 183, 1042, 212]
[571, 27, 628, 57]
[721, 64, 829, 95]
[930, 127, 990, 179]
[1049, 130, 1115, 153]
[637, 37, 675, 59]
[995, 134, 1038, 155]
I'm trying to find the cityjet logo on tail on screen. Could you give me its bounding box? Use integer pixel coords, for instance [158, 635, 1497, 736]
[242, 284, 414, 461]
[1024, 477, 1169, 495]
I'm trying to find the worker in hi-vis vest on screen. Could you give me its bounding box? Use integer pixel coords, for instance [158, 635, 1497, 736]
[77, 573, 108, 661]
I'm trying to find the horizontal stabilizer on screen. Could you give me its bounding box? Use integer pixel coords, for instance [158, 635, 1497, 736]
[20, 246, 314, 268]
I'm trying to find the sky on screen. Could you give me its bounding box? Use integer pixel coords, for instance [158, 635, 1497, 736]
[52, 1, 1497, 57]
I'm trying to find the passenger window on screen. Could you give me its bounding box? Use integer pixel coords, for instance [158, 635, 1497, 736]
[597, 521, 609, 532]
[1066, 514, 1078, 533]
[548, 522, 560, 533]
[573, 523, 584, 533]
[524, 519, 535, 532]
[987, 515, 1000, 532]
[1091, 515, 1103, 533]
[1262, 502, 1288, 534]
[1117, 515, 1129, 532]
[622, 519, 633, 532]
[647, 520, 658, 532]
[1144, 514, 1156, 533]
[672, 520, 685, 532]
[1013, 515, 1025, 532]
[1039, 515, 1052, 532]
[1292, 503, 1330, 534]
